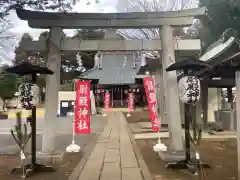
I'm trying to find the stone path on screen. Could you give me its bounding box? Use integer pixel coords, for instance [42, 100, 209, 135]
[78, 112, 144, 180]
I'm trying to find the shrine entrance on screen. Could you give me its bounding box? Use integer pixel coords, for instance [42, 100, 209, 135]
[16, 7, 206, 153]
[95, 84, 146, 108]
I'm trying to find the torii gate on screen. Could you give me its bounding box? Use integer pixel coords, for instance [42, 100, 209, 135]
[15, 7, 206, 153]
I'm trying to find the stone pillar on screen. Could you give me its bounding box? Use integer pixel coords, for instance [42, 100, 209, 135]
[217, 88, 222, 109]
[160, 25, 183, 151]
[159, 67, 166, 124]
[154, 71, 162, 117]
[42, 27, 62, 153]
[208, 88, 219, 122]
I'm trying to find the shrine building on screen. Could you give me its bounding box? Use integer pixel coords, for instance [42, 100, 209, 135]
[82, 51, 149, 108]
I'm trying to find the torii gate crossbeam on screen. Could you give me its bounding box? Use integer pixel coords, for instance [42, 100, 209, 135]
[21, 39, 200, 51]
[16, 7, 205, 29]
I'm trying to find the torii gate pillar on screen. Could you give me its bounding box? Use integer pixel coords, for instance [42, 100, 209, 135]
[42, 27, 62, 153]
[160, 25, 184, 151]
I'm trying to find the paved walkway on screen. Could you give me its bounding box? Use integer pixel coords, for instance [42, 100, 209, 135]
[78, 112, 144, 180]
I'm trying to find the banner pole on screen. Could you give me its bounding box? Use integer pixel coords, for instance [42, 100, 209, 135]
[72, 79, 76, 144]
[149, 76, 167, 152]
[66, 79, 80, 152]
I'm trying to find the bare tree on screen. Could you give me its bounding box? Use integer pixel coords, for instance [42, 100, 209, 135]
[118, 0, 199, 57]
[0, 0, 75, 64]
[0, 18, 12, 48]
[0, 0, 76, 16]
[0, 0, 102, 16]
[0, 0, 102, 64]
[0, 17, 19, 64]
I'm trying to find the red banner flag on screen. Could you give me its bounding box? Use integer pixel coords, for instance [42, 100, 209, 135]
[74, 80, 91, 134]
[128, 93, 134, 113]
[143, 77, 159, 132]
[104, 91, 110, 112]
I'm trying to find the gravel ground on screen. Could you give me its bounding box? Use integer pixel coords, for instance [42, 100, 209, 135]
[0, 115, 108, 154]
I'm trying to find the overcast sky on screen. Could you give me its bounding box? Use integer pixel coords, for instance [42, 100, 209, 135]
[0, 0, 119, 64]
[7, 0, 198, 39]
[9, 0, 119, 39]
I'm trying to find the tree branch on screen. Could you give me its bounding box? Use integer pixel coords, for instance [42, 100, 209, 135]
[119, 0, 199, 58]
[0, 0, 77, 17]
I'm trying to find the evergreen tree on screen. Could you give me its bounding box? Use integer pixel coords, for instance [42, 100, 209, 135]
[0, 72, 18, 99]
[199, 0, 240, 51]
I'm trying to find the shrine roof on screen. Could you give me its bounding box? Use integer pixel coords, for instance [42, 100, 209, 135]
[192, 29, 240, 80]
[199, 29, 239, 65]
[15, 7, 206, 28]
[83, 54, 141, 85]
[170, 29, 240, 88]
